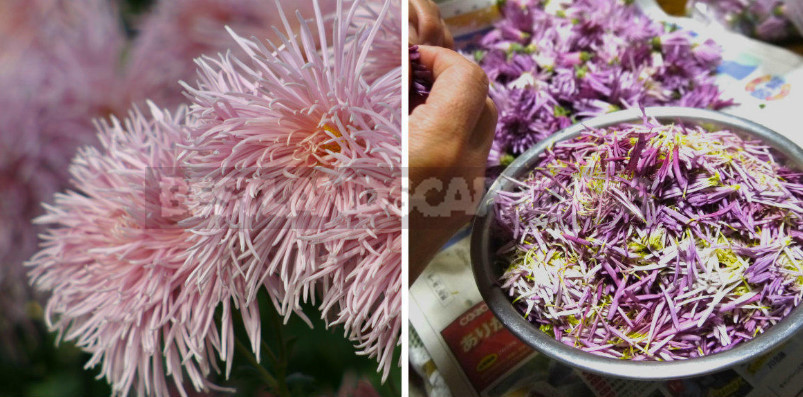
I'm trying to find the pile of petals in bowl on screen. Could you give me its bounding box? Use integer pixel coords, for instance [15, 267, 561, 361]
[494, 119, 803, 360]
[471, 0, 733, 166]
[687, 0, 802, 42]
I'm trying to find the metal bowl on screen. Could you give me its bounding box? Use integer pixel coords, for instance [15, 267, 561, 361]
[471, 107, 803, 380]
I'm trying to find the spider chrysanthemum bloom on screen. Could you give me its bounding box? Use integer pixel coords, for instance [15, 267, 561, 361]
[181, 0, 401, 378]
[27, 104, 233, 397]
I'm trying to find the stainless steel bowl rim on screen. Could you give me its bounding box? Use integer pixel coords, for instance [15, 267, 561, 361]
[471, 106, 803, 380]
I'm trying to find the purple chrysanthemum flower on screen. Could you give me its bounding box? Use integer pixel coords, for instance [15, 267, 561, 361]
[495, 119, 803, 360]
[27, 104, 234, 397]
[470, 0, 733, 166]
[180, 0, 401, 379]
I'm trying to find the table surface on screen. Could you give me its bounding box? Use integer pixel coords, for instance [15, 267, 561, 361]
[657, 0, 803, 55]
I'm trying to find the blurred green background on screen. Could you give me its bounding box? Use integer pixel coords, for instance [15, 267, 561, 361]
[0, 294, 401, 397]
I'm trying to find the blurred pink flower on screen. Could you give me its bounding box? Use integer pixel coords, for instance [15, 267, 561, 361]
[0, 0, 126, 352]
[27, 104, 235, 397]
[333, 374, 382, 397]
[181, 0, 401, 379]
[123, 0, 328, 110]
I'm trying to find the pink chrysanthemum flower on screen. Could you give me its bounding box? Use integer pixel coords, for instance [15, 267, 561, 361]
[27, 104, 234, 397]
[0, 0, 125, 352]
[180, 0, 401, 379]
[1, 0, 125, 264]
[123, 0, 330, 110]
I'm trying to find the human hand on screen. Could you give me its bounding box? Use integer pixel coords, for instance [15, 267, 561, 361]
[409, 45, 497, 282]
[409, 0, 454, 48]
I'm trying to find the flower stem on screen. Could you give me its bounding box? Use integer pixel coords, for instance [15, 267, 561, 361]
[234, 336, 279, 391]
[266, 304, 291, 397]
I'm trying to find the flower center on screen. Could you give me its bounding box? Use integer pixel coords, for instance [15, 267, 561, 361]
[319, 124, 343, 154]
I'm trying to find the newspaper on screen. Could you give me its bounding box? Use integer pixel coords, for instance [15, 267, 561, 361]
[411, 1, 803, 397]
[635, 0, 803, 148]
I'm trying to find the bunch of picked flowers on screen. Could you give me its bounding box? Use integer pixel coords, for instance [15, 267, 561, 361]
[470, 0, 733, 167]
